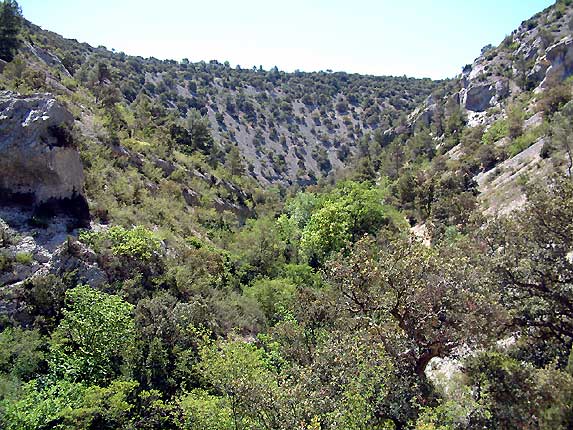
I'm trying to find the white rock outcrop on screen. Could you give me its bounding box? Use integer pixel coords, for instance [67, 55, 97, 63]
[0, 91, 88, 219]
[539, 36, 573, 89]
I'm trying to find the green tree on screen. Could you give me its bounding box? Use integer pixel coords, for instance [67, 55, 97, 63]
[324, 235, 505, 427]
[462, 351, 573, 430]
[0, 327, 45, 382]
[186, 109, 214, 153]
[300, 198, 352, 265]
[179, 389, 234, 430]
[0, 0, 22, 62]
[300, 181, 402, 265]
[195, 338, 283, 430]
[327, 235, 503, 378]
[0, 378, 139, 430]
[230, 216, 287, 278]
[292, 328, 394, 430]
[244, 278, 296, 323]
[226, 145, 245, 176]
[483, 175, 573, 366]
[49, 285, 136, 384]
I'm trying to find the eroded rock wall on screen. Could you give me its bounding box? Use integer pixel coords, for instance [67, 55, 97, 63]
[0, 91, 88, 220]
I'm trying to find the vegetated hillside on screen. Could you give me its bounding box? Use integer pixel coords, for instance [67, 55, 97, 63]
[1, 0, 573, 429]
[19, 20, 439, 185]
[361, 0, 573, 235]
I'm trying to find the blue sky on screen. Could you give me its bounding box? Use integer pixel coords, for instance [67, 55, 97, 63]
[18, 0, 554, 79]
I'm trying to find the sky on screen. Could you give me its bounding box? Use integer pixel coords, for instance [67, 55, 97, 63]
[18, 0, 555, 79]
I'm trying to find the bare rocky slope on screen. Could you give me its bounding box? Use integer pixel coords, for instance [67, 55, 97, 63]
[0, 91, 88, 220]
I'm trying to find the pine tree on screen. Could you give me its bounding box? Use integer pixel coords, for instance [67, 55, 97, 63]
[0, 0, 22, 62]
[226, 145, 245, 176]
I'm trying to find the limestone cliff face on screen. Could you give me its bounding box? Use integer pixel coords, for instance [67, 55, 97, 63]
[539, 36, 573, 89]
[406, 3, 573, 130]
[0, 91, 88, 219]
[458, 8, 573, 116]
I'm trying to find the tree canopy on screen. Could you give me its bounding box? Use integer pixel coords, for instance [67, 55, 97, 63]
[0, 0, 21, 62]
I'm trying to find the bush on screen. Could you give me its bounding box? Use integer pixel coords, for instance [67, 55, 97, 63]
[243, 278, 296, 323]
[80, 225, 161, 262]
[507, 123, 546, 157]
[14, 252, 33, 265]
[482, 120, 508, 146]
[0, 252, 10, 271]
[179, 389, 233, 430]
[49, 285, 136, 384]
[537, 81, 573, 115]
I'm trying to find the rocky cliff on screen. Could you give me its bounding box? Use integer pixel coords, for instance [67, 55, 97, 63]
[0, 91, 88, 220]
[402, 1, 573, 215]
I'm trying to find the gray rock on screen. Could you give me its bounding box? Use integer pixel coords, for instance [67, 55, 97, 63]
[540, 36, 573, 88]
[409, 103, 436, 129]
[461, 78, 509, 112]
[0, 91, 88, 219]
[462, 83, 496, 112]
[516, 36, 542, 63]
[495, 79, 510, 99]
[211, 196, 253, 225]
[47, 240, 108, 287]
[192, 169, 207, 180]
[182, 188, 201, 206]
[524, 112, 544, 130]
[154, 157, 176, 177]
[527, 57, 550, 86]
[0, 262, 38, 287]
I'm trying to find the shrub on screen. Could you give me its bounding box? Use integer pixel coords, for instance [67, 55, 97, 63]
[507, 122, 547, 157]
[243, 278, 296, 323]
[80, 225, 161, 261]
[537, 81, 572, 114]
[0, 251, 11, 271]
[14, 252, 33, 265]
[482, 120, 508, 146]
[49, 285, 136, 384]
[507, 105, 525, 139]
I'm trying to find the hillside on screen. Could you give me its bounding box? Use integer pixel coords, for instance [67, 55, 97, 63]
[363, 0, 573, 232]
[15, 20, 440, 185]
[1, 1, 573, 429]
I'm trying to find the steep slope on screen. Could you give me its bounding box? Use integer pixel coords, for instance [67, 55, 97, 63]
[17, 20, 440, 185]
[379, 0, 573, 227]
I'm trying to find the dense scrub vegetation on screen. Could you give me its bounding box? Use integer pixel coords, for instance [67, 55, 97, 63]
[3, 174, 573, 429]
[1, 1, 573, 429]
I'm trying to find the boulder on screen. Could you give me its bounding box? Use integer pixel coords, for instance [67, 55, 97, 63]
[0, 91, 88, 220]
[495, 79, 510, 99]
[461, 78, 509, 112]
[182, 188, 201, 206]
[153, 157, 176, 177]
[540, 36, 573, 88]
[462, 83, 496, 112]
